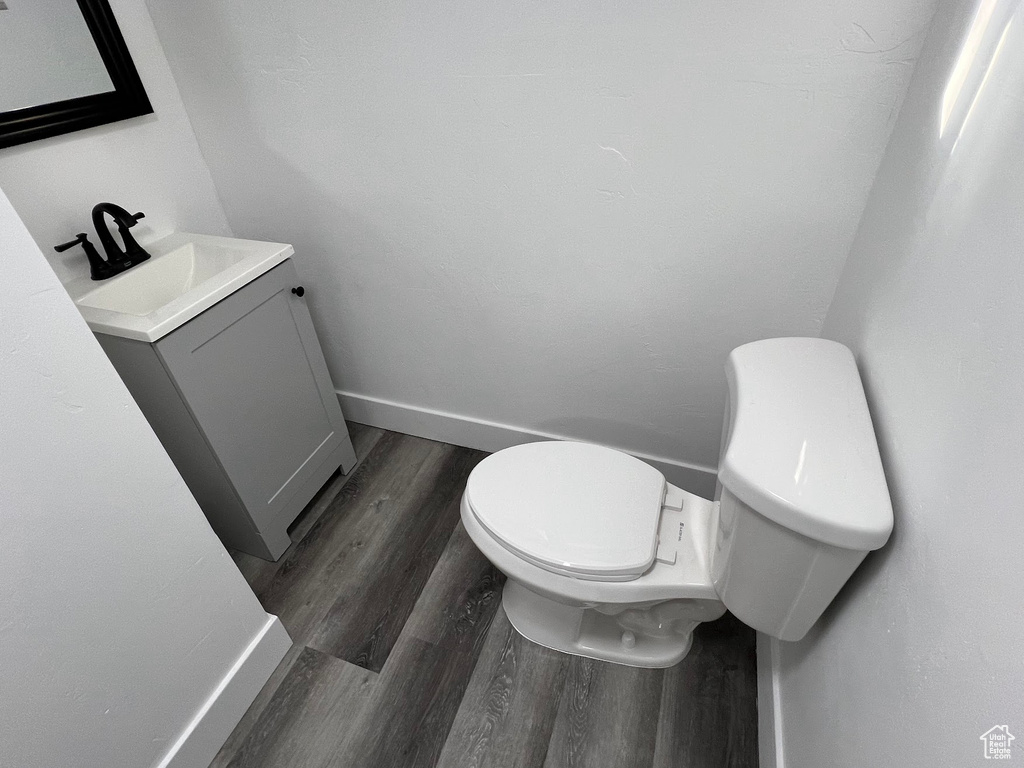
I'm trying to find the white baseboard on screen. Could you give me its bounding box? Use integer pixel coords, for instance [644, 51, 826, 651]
[338, 390, 718, 497]
[757, 632, 786, 768]
[156, 615, 292, 768]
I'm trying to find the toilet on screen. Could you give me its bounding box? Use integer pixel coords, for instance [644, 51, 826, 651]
[460, 337, 894, 667]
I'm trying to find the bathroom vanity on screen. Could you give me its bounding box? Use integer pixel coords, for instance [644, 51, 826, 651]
[70, 233, 356, 560]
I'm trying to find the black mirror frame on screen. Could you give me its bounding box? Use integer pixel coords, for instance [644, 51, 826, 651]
[0, 0, 153, 150]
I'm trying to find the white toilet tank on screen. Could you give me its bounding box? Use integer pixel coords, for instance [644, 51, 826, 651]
[710, 338, 893, 641]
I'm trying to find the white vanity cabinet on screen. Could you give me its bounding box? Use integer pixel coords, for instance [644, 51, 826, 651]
[96, 258, 356, 560]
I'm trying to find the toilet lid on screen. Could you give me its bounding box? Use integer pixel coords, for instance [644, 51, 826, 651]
[464, 441, 665, 581]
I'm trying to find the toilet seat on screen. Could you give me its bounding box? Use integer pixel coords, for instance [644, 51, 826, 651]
[464, 441, 666, 582]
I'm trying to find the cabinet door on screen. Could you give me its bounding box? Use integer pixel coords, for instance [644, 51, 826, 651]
[157, 260, 353, 532]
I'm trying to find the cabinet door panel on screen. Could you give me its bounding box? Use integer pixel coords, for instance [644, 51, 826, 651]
[157, 261, 347, 530]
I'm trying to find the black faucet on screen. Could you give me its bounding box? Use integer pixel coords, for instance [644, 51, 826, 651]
[92, 202, 151, 268]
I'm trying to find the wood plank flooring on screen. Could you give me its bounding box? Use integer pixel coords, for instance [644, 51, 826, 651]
[215, 424, 758, 768]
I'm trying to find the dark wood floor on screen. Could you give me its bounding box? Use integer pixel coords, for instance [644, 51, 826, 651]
[215, 424, 758, 768]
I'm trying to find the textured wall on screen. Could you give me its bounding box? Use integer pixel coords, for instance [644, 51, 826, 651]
[145, 0, 937, 480]
[776, 0, 1024, 764]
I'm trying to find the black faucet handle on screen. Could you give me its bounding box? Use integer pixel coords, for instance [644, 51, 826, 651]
[131, 211, 145, 224]
[55, 233, 117, 281]
[54, 233, 91, 252]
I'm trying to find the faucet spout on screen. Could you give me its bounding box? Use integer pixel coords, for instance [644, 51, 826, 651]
[91, 202, 150, 267]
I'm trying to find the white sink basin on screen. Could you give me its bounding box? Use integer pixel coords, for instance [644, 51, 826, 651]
[70, 233, 294, 341]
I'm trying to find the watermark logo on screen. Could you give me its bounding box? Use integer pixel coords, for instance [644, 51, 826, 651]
[981, 725, 1015, 759]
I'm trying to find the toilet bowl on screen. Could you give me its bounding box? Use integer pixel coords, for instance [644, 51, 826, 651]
[461, 454, 727, 667]
[460, 338, 894, 668]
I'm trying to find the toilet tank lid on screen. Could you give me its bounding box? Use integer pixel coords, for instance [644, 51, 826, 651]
[719, 338, 893, 551]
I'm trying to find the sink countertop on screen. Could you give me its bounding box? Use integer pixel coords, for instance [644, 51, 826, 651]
[69, 232, 294, 342]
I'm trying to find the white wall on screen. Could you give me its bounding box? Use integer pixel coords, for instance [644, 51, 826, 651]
[0, 0, 230, 285]
[0, 187, 283, 767]
[773, 0, 1024, 765]
[145, 0, 937, 488]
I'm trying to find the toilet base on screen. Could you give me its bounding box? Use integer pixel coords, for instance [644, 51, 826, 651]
[501, 579, 711, 668]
